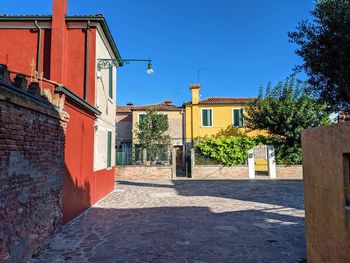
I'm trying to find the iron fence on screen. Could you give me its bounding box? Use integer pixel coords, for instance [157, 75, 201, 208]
[116, 146, 172, 166]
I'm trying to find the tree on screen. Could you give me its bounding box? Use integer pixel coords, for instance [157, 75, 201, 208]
[289, 0, 350, 111]
[245, 78, 330, 164]
[135, 109, 171, 162]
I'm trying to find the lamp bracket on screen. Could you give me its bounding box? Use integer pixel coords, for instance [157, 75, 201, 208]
[97, 58, 152, 71]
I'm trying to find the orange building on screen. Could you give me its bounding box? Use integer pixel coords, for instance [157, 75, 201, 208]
[0, 0, 122, 222]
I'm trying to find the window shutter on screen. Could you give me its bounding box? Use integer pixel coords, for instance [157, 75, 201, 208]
[108, 68, 113, 99]
[208, 110, 212, 126]
[202, 110, 208, 126]
[239, 108, 244, 127]
[107, 131, 112, 168]
[233, 109, 239, 127]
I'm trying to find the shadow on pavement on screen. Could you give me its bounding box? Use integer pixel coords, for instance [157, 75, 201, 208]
[117, 180, 304, 210]
[35, 205, 306, 262]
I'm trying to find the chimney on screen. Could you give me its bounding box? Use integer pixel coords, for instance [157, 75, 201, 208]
[190, 84, 201, 105]
[164, 100, 172, 105]
[126, 102, 134, 106]
[50, 0, 68, 83]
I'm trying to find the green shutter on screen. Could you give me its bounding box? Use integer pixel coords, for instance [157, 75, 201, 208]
[202, 109, 208, 126]
[233, 109, 239, 127]
[108, 68, 113, 99]
[208, 109, 212, 126]
[239, 108, 244, 127]
[107, 131, 112, 168]
[233, 109, 244, 127]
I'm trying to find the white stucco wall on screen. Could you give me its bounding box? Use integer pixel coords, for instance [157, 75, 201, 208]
[94, 29, 117, 171]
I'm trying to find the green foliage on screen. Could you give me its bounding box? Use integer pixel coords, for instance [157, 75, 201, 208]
[254, 136, 302, 165]
[195, 135, 302, 166]
[135, 109, 171, 162]
[289, 0, 350, 110]
[243, 78, 330, 164]
[195, 136, 256, 166]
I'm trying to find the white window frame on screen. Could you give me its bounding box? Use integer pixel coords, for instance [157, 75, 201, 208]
[232, 108, 244, 128]
[201, 108, 213, 128]
[138, 113, 147, 123]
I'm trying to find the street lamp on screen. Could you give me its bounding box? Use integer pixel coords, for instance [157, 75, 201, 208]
[97, 58, 154, 74]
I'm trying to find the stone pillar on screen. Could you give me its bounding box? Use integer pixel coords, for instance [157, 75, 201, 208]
[191, 148, 195, 178]
[171, 147, 176, 179]
[248, 149, 255, 179]
[142, 149, 147, 165]
[267, 146, 276, 179]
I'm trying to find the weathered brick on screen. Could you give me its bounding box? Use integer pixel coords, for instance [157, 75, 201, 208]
[0, 80, 69, 263]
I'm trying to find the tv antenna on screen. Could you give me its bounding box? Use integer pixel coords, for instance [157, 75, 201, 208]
[197, 67, 209, 83]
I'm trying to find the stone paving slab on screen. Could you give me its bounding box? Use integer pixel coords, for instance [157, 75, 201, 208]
[33, 180, 306, 263]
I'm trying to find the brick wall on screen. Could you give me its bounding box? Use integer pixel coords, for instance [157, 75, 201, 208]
[192, 165, 249, 179]
[0, 66, 69, 262]
[115, 166, 173, 180]
[276, 165, 303, 179]
[192, 165, 303, 180]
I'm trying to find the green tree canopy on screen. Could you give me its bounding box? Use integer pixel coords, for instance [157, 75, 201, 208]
[135, 109, 171, 161]
[245, 78, 330, 163]
[289, 0, 350, 110]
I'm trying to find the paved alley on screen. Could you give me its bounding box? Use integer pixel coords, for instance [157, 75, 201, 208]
[34, 180, 305, 263]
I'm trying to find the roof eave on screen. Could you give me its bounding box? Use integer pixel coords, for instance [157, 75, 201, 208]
[66, 16, 123, 66]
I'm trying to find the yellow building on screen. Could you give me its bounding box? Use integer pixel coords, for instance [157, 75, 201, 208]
[185, 84, 263, 144]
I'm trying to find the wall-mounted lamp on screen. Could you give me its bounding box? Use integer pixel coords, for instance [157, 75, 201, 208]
[97, 58, 154, 74]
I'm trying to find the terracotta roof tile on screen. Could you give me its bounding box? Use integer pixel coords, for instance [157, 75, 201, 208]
[185, 97, 255, 105]
[116, 103, 182, 113]
[116, 105, 133, 113]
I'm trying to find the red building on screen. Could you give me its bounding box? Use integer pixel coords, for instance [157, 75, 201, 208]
[0, 0, 121, 223]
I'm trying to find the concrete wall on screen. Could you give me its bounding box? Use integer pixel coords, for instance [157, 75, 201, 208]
[115, 166, 173, 180]
[94, 29, 116, 170]
[302, 123, 350, 262]
[0, 74, 68, 262]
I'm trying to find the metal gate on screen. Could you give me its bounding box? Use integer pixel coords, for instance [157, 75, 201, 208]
[253, 145, 268, 173]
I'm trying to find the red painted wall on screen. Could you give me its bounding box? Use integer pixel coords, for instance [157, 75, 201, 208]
[0, 29, 51, 79]
[0, 25, 114, 224]
[94, 168, 115, 203]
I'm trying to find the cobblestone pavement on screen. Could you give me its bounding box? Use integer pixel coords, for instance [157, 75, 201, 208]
[34, 180, 306, 263]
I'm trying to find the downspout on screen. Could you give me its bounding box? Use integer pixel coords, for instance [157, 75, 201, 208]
[34, 20, 42, 72]
[84, 21, 91, 101]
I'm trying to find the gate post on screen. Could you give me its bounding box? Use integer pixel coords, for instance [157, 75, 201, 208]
[171, 147, 176, 179]
[142, 149, 147, 165]
[267, 146, 276, 179]
[248, 148, 255, 179]
[191, 148, 195, 178]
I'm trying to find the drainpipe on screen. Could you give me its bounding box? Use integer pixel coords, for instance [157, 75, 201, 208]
[34, 20, 42, 72]
[84, 21, 91, 101]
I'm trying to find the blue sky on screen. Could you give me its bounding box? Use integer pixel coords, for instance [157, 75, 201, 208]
[2, 0, 314, 106]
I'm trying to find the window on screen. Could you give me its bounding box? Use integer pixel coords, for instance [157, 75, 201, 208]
[233, 108, 244, 127]
[138, 113, 146, 122]
[107, 130, 112, 168]
[108, 67, 113, 99]
[201, 109, 213, 127]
